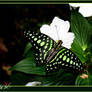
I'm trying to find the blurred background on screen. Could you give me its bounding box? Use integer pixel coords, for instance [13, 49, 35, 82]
[0, 4, 70, 85]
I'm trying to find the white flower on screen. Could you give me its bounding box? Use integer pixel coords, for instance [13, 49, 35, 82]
[69, 3, 92, 17]
[40, 17, 75, 49]
[25, 81, 41, 86]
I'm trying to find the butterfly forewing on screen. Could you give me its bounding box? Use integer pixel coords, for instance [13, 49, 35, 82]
[24, 30, 56, 65]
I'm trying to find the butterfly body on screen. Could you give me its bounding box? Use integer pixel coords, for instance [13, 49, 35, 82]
[45, 40, 62, 63]
[24, 30, 84, 74]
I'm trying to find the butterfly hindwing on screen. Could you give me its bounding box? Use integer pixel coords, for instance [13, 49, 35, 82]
[46, 47, 84, 73]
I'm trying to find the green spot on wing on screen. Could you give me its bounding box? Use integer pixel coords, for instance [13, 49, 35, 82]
[34, 38, 37, 41]
[40, 54, 42, 56]
[47, 39, 49, 42]
[43, 50, 45, 53]
[76, 63, 78, 66]
[44, 45, 48, 49]
[73, 62, 75, 65]
[70, 60, 73, 64]
[63, 56, 67, 61]
[40, 42, 45, 46]
[59, 55, 62, 58]
[67, 50, 69, 52]
[67, 58, 70, 62]
[37, 40, 41, 44]
[57, 58, 59, 61]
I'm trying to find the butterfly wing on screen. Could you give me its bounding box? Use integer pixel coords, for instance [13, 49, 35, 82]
[46, 46, 84, 73]
[24, 30, 56, 66]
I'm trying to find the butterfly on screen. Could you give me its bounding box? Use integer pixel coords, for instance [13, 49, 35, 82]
[24, 29, 84, 74]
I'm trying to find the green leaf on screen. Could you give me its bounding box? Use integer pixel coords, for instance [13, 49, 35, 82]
[71, 11, 91, 47]
[23, 42, 35, 58]
[87, 16, 92, 28]
[41, 69, 75, 86]
[10, 57, 46, 75]
[75, 74, 92, 86]
[10, 71, 31, 85]
[75, 63, 92, 86]
[88, 63, 92, 75]
[71, 40, 87, 63]
[24, 42, 32, 57]
[54, 73, 74, 85]
[71, 10, 92, 63]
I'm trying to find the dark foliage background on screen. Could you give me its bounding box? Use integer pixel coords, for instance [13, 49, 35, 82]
[0, 4, 70, 85]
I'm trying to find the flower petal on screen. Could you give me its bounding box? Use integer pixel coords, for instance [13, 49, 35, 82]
[40, 16, 75, 49]
[69, 3, 92, 17]
[26, 81, 41, 86]
[62, 33, 75, 49]
[79, 5, 92, 17]
[51, 17, 70, 42]
[40, 24, 58, 41]
[52, 17, 70, 33]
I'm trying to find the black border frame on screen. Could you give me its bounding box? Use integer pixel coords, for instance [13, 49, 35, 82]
[0, 0, 92, 91]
